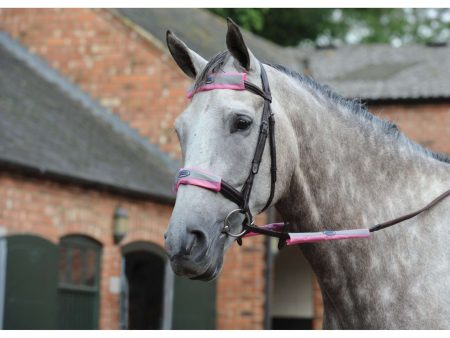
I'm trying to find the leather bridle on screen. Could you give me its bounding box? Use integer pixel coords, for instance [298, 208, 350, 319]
[175, 61, 450, 248]
[177, 61, 284, 244]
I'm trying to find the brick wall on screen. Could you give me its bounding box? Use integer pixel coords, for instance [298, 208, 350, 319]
[370, 102, 450, 155]
[0, 170, 267, 329]
[0, 171, 172, 329]
[0, 8, 268, 329]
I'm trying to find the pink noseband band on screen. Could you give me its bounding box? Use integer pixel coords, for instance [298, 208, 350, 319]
[175, 167, 221, 192]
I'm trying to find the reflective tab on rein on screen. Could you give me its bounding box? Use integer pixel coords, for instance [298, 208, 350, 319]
[174, 168, 222, 193]
[187, 72, 247, 99]
[286, 228, 370, 245]
[243, 224, 370, 245]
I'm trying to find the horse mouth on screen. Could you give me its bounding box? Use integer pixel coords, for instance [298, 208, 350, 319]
[189, 232, 226, 281]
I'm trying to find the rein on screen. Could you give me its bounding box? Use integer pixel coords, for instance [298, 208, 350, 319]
[175, 62, 450, 248]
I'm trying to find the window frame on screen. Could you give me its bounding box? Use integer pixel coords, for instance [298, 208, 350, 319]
[58, 235, 102, 292]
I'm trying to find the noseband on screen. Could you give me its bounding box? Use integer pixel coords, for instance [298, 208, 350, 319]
[175, 62, 450, 248]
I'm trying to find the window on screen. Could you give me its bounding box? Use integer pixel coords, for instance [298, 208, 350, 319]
[58, 235, 102, 329]
[58, 236, 101, 290]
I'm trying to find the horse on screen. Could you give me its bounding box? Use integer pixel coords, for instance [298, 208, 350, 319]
[164, 19, 450, 329]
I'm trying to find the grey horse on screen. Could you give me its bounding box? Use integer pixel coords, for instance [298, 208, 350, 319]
[164, 20, 450, 329]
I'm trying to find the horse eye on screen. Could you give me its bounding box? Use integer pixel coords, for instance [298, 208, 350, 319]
[231, 116, 252, 133]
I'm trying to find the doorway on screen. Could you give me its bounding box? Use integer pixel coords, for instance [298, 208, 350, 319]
[125, 250, 165, 329]
[121, 241, 217, 330]
[122, 242, 170, 330]
[271, 245, 314, 330]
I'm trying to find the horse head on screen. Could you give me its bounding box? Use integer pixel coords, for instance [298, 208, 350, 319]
[164, 19, 294, 281]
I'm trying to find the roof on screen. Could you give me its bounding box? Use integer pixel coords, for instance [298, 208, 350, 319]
[115, 8, 450, 101]
[115, 8, 300, 71]
[290, 44, 450, 100]
[0, 32, 176, 202]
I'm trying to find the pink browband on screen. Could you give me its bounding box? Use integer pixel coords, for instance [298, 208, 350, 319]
[187, 72, 247, 99]
[174, 168, 371, 245]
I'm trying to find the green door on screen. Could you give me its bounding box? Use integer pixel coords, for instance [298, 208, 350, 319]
[172, 277, 216, 329]
[4, 235, 58, 329]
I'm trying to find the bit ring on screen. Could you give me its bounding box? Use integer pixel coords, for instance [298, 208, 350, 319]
[222, 208, 253, 237]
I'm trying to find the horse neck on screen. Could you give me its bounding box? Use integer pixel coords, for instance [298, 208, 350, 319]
[272, 71, 449, 230]
[271, 69, 450, 328]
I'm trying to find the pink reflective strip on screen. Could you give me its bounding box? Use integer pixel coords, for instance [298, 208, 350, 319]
[176, 178, 221, 192]
[286, 229, 370, 245]
[243, 226, 370, 244]
[187, 72, 247, 99]
[174, 167, 222, 194]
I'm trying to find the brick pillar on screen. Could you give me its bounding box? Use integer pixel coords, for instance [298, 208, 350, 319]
[99, 245, 122, 329]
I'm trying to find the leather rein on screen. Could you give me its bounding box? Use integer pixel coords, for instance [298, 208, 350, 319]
[175, 62, 450, 248]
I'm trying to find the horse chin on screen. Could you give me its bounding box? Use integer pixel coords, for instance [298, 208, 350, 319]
[190, 257, 223, 281]
[190, 235, 226, 281]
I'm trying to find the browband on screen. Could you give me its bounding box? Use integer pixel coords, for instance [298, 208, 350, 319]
[187, 72, 247, 99]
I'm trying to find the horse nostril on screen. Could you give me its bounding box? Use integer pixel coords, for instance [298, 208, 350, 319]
[185, 229, 207, 256]
[164, 232, 168, 240]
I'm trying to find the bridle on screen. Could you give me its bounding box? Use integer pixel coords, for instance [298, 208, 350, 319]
[177, 61, 281, 244]
[175, 61, 450, 248]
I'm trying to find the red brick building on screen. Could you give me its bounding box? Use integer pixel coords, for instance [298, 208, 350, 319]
[0, 31, 178, 329]
[0, 8, 270, 330]
[0, 8, 448, 330]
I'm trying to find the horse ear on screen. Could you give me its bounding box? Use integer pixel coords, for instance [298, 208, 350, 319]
[226, 18, 258, 71]
[166, 30, 207, 79]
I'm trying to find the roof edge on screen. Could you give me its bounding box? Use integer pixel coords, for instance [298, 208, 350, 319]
[0, 159, 175, 204]
[0, 31, 179, 174]
[106, 9, 169, 54]
[364, 96, 450, 105]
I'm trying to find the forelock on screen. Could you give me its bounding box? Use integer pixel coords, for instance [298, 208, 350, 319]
[193, 50, 230, 91]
